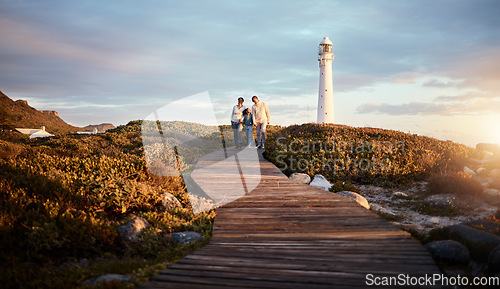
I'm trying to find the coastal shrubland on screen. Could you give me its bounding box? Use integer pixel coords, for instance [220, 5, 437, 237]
[0, 120, 215, 289]
[264, 123, 478, 187]
[2, 120, 498, 288]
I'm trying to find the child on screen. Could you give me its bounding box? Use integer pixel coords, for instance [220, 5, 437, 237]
[242, 108, 254, 147]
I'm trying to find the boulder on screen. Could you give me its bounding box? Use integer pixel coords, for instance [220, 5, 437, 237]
[172, 231, 203, 245]
[476, 143, 500, 155]
[161, 192, 182, 211]
[463, 166, 476, 176]
[450, 224, 500, 260]
[117, 216, 150, 242]
[488, 245, 500, 274]
[336, 191, 370, 209]
[424, 194, 456, 208]
[309, 174, 332, 191]
[465, 220, 500, 237]
[425, 240, 470, 265]
[481, 150, 494, 159]
[289, 173, 311, 184]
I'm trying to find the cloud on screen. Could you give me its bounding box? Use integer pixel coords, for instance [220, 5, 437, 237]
[1, 0, 499, 131]
[356, 102, 449, 115]
[423, 79, 461, 88]
[357, 97, 500, 116]
[435, 91, 497, 102]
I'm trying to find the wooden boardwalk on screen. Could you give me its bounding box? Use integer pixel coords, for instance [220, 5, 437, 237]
[139, 148, 442, 289]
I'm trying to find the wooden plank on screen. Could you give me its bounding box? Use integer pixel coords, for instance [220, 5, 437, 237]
[138, 148, 443, 289]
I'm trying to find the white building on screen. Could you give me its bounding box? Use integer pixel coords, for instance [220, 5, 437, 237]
[317, 36, 335, 124]
[77, 128, 99, 135]
[16, 126, 54, 139]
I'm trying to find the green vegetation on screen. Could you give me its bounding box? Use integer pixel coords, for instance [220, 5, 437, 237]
[0, 119, 494, 288]
[0, 120, 215, 289]
[329, 180, 360, 193]
[264, 123, 479, 187]
[412, 200, 466, 217]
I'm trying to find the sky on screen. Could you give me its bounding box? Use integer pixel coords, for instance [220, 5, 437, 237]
[1, 0, 499, 146]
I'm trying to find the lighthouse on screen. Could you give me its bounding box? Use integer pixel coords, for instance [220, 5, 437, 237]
[317, 36, 335, 124]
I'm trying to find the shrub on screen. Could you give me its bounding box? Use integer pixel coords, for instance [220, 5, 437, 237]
[264, 123, 477, 187]
[329, 180, 360, 193]
[0, 140, 25, 160]
[427, 172, 483, 199]
[0, 121, 216, 289]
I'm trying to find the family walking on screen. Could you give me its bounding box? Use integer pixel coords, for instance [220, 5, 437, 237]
[230, 95, 270, 149]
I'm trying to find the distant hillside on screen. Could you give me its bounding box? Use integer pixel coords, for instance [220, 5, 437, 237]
[82, 123, 116, 132]
[0, 90, 80, 134]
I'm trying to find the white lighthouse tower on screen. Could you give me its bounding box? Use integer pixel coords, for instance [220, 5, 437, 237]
[317, 36, 335, 124]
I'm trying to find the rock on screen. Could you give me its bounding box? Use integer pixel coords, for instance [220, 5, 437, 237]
[481, 150, 495, 159]
[424, 194, 456, 208]
[425, 240, 470, 265]
[42, 110, 59, 117]
[78, 258, 89, 267]
[336, 191, 370, 209]
[117, 216, 150, 242]
[424, 217, 442, 226]
[477, 167, 487, 175]
[476, 177, 493, 187]
[96, 274, 131, 284]
[161, 192, 182, 211]
[83, 274, 131, 286]
[477, 143, 500, 155]
[370, 203, 396, 216]
[289, 173, 311, 184]
[490, 169, 500, 180]
[397, 223, 426, 233]
[16, 99, 29, 106]
[309, 174, 332, 191]
[465, 220, 500, 237]
[450, 224, 500, 260]
[172, 231, 203, 245]
[393, 191, 409, 198]
[489, 245, 500, 274]
[485, 189, 500, 198]
[464, 166, 476, 176]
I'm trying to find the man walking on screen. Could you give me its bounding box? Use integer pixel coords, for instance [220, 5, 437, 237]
[251, 95, 270, 149]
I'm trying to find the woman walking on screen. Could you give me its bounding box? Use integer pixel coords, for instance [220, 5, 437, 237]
[231, 97, 245, 148]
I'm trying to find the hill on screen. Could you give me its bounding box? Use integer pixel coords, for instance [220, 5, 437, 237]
[0, 120, 214, 289]
[264, 123, 479, 186]
[0, 90, 80, 134]
[82, 123, 116, 132]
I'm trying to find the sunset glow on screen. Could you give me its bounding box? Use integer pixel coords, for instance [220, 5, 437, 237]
[0, 0, 499, 146]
